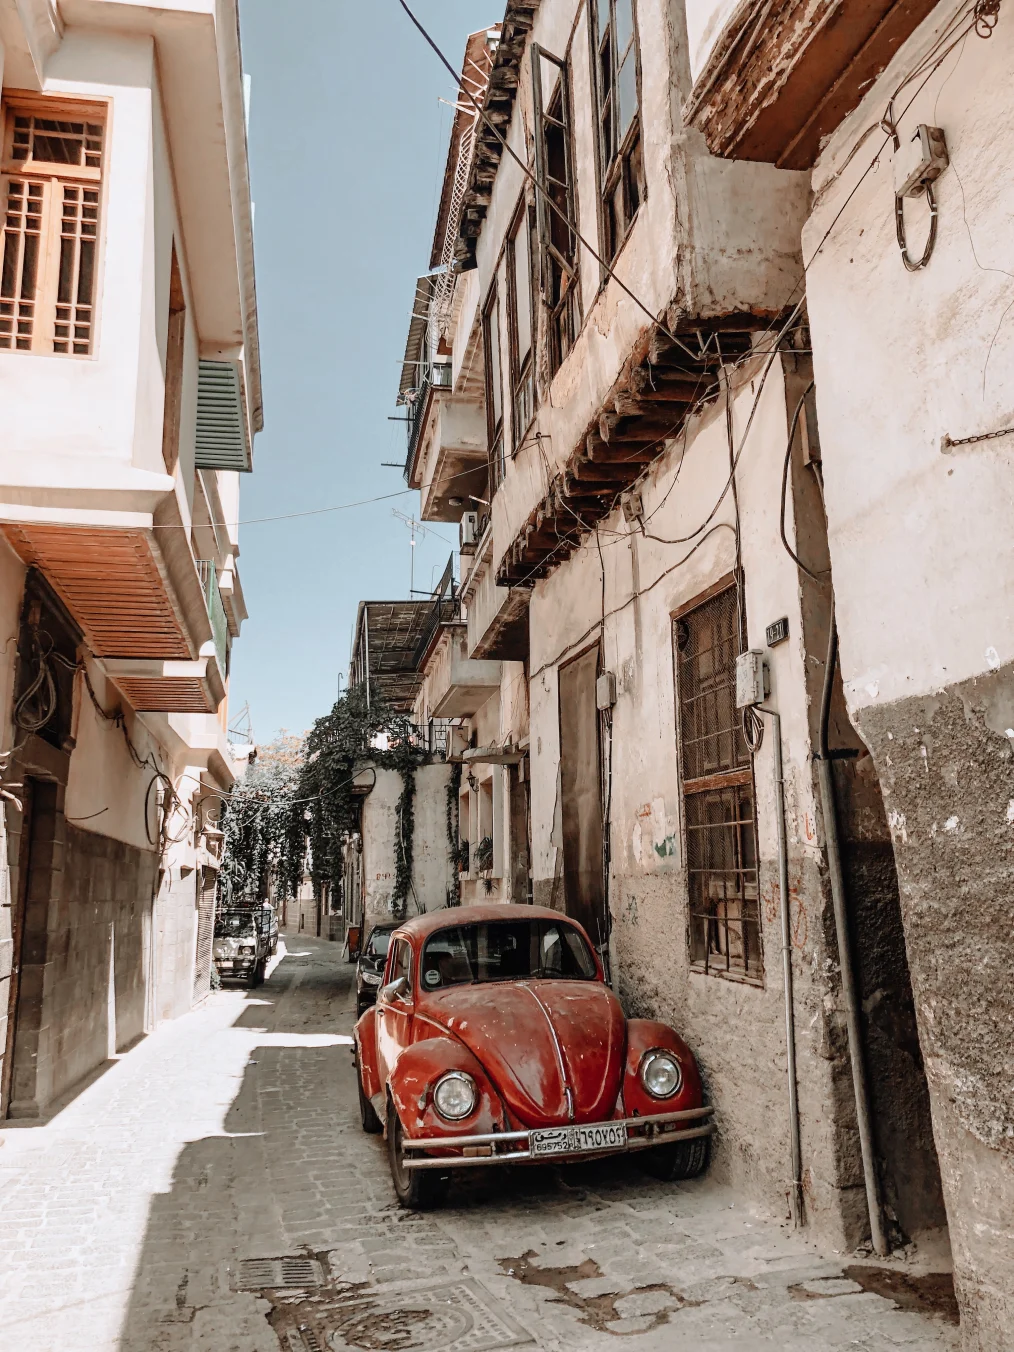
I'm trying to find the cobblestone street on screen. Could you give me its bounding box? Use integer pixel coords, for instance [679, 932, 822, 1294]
[0, 936, 961, 1352]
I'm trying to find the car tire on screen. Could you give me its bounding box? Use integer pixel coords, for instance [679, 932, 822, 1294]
[387, 1099, 449, 1210]
[640, 1134, 710, 1182]
[250, 959, 266, 988]
[357, 1067, 383, 1134]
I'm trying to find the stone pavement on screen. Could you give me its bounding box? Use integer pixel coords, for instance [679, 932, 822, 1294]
[0, 933, 960, 1352]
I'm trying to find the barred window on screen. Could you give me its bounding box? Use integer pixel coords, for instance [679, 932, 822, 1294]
[674, 583, 762, 981]
[1, 99, 105, 355]
[483, 280, 506, 490]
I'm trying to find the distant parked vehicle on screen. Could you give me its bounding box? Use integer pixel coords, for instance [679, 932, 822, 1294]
[260, 902, 279, 955]
[213, 908, 271, 986]
[353, 904, 713, 1209]
[356, 922, 398, 1016]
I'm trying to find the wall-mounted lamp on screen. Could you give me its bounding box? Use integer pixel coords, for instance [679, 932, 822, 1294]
[466, 769, 479, 793]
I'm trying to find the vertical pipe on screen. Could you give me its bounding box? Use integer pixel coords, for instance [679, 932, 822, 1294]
[769, 710, 803, 1228]
[818, 606, 888, 1257]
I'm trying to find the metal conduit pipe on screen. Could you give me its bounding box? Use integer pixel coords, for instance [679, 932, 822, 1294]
[768, 709, 804, 1229]
[817, 600, 889, 1257]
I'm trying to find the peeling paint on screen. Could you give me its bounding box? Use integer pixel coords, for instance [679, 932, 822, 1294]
[887, 809, 908, 844]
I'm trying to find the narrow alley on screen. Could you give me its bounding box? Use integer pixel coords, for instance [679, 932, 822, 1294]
[0, 935, 959, 1352]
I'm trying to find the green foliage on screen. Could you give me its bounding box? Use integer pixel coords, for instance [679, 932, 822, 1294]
[445, 760, 462, 906]
[220, 688, 427, 914]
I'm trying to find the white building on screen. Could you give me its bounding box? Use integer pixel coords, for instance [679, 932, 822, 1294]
[0, 0, 259, 1117]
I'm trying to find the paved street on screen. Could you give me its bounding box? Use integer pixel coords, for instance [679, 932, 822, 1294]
[0, 935, 960, 1352]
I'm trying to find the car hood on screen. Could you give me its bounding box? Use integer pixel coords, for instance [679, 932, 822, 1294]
[421, 981, 625, 1127]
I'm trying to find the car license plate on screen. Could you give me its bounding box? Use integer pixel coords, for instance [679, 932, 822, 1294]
[530, 1122, 627, 1157]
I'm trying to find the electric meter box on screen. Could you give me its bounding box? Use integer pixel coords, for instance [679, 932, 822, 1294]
[735, 650, 769, 709]
[596, 671, 617, 710]
[894, 125, 948, 198]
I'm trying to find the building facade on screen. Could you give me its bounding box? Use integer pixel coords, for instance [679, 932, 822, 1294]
[0, 0, 259, 1118]
[381, 0, 1014, 1329]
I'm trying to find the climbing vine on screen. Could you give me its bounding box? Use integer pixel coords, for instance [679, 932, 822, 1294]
[219, 687, 427, 914]
[445, 759, 462, 906]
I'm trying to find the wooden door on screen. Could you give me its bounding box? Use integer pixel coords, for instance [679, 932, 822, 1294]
[558, 647, 606, 950]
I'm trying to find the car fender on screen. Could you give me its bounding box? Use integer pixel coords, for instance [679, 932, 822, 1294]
[388, 1035, 504, 1138]
[623, 1018, 704, 1117]
[355, 1005, 382, 1100]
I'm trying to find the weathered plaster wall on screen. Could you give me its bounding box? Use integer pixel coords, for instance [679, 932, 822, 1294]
[473, 0, 807, 579]
[360, 763, 456, 929]
[803, 7, 1014, 1341]
[526, 353, 936, 1246]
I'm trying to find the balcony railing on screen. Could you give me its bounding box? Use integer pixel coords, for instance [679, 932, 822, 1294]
[403, 362, 453, 476]
[197, 560, 228, 674]
[413, 555, 460, 668]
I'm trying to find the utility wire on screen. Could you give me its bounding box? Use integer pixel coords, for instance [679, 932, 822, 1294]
[396, 0, 702, 363]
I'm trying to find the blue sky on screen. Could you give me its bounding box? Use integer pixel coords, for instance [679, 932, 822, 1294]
[233, 0, 494, 742]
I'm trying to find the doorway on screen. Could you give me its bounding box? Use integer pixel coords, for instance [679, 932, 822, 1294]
[3, 778, 58, 1119]
[558, 647, 606, 950]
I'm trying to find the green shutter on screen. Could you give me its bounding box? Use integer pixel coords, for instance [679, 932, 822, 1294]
[194, 360, 252, 471]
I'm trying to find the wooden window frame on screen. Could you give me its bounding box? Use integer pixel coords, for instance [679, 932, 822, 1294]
[482, 279, 506, 491]
[0, 92, 108, 356]
[532, 43, 581, 377]
[588, 0, 645, 268]
[506, 196, 537, 453]
[673, 579, 764, 985]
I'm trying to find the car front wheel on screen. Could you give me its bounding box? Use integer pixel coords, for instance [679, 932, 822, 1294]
[640, 1134, 710, 1182]
[387, 1100, 449, 1210]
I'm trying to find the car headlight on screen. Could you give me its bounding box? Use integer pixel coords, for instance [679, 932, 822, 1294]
[239, 945, 255, 956]
[362, 971, 381, 986]
[640, 1050, 683, 1099]
[432, 1071, 477, 1121]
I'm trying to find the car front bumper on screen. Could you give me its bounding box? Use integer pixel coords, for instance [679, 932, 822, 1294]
[401, 1105, 714, 1170]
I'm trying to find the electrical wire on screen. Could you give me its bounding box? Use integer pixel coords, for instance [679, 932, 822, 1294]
[778, 380, 828, 584]
[396, 0, 704, 363]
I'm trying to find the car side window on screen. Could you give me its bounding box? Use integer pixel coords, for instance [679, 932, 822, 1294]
[389, 938, 412, 992]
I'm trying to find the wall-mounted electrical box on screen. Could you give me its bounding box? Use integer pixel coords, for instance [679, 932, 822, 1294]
[894, 125, 948, 199]
[596, 670, 617, 710]
[735, 650, 769, 709]
[766, 617, 790, 646]
[621, 488, 644, 525]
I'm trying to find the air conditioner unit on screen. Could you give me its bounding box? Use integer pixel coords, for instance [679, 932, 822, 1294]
[459, 511, 480, 552]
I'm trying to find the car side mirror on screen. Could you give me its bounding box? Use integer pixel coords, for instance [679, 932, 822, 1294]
[379, 976, 410, 1005]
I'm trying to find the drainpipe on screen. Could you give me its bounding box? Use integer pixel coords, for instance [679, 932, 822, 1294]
[817, 601, 888, 1257]
[767, 709, 803, 1229]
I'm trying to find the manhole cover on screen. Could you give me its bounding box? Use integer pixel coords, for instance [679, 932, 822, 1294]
[235, 1257, 323, 1290]
[326, 1279, 533, 1352]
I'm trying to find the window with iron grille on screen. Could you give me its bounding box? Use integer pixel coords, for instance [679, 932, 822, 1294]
[674, 583, 763, 981]
[531, 45, 580, 374]
[1, 98, 105, 355]
[588, 0, 644, 264]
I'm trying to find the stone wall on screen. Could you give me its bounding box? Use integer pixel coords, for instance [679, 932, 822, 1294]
[858, 670, 1014, 1341]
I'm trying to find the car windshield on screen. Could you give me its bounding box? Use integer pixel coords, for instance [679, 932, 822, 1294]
[215, 912, 256, 938]
[421, 920, 597, 990]
[365, 929, 392, 959]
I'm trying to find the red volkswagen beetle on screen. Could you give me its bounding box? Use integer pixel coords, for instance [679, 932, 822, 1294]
[353, 904, 713, 1208]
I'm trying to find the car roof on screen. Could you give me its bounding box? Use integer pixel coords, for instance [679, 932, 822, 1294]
[392, 903, 582, 943]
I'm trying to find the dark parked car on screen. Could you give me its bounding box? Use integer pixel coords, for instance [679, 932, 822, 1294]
[356, 922, 398, 1016]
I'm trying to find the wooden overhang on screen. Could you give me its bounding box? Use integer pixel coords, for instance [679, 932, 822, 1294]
[2, 524, 221, 714]
[495, 317, 764, 587]
[684, 0, 939, 170]
[351, 600, 432, 713]
[454, 1, 539, 271]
